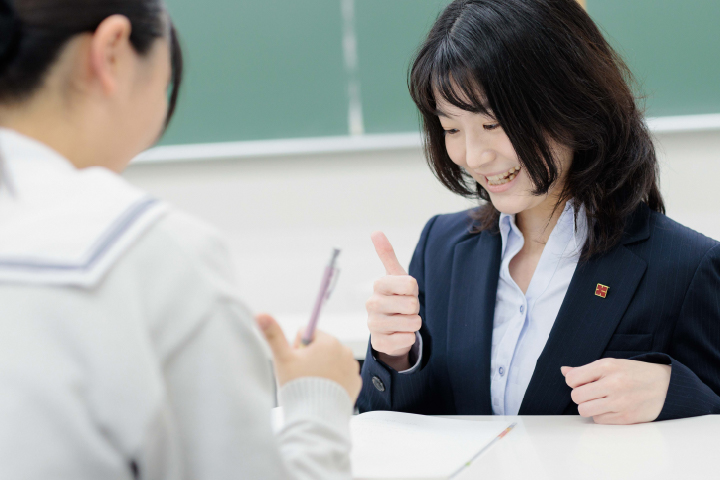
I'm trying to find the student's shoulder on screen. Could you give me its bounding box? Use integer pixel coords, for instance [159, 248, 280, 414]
[150, 208, 227, 252]
[138, 208, 236, 283]
[72, 174, 225, 277]
[118, 208, 248, 354]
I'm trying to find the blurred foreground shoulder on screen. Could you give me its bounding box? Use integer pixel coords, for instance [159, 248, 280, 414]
[148, 208, 236, 274]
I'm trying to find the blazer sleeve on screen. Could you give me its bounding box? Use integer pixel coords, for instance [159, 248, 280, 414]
[633, 244, 720, 421]
[357, 215, 443, 414]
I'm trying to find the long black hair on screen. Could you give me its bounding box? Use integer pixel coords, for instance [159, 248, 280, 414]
[409, 0, 664, 258]
[0, 0, 183, 125]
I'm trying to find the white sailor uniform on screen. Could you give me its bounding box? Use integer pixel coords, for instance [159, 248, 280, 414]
[0, 128, 353, 480]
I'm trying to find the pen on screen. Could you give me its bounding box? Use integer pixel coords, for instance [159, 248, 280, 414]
[301, 248, 341, 346]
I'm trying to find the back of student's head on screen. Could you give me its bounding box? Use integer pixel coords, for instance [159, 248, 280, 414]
[409, 0, 664, 258]
[0, 0, 182, 120]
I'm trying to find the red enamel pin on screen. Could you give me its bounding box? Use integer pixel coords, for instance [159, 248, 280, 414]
[595, 284, 609, 298]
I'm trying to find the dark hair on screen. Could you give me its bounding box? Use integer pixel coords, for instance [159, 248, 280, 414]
[409, 0, 664, 258]
[0, 0, 183, 125]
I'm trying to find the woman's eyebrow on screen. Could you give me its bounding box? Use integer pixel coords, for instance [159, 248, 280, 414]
[434, 98, 492, 118]
[435, 109, 454, 118]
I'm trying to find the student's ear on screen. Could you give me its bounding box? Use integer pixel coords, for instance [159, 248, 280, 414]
[89, 15, 133, 96]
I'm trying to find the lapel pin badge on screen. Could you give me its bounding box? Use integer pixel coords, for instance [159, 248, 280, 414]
[595, 283, 609, 298]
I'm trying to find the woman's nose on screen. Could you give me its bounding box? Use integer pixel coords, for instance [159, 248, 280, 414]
[465, 143, 495, 170]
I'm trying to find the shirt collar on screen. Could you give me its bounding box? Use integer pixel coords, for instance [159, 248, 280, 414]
[0, 127, 77, 195]
[0, 127, 73, 163]
[499, 211, 521, 258]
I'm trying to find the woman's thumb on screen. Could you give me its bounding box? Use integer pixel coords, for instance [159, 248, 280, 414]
[371, 231, 407, 276]
[256, 313, 291, 361]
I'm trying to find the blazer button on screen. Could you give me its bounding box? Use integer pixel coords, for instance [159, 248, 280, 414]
[372, 376, 386, 392]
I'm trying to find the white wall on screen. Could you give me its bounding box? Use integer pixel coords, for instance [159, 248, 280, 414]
[122, 130, 720, 356]
[656, 131, 720, 236]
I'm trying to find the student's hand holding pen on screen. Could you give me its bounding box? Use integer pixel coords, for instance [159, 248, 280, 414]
[366, 231, 421, 372]
[257, 314, 362, 401]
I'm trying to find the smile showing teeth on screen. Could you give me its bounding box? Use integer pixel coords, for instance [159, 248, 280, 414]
[486, 166, 521, 186]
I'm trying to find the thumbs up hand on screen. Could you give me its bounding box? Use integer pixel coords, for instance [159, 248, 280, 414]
[365, 232, 421, 371]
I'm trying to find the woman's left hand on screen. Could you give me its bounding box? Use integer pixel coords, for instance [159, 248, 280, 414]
[561, 359, 671, 425]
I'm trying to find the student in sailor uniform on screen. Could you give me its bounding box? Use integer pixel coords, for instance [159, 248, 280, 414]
[0, 1, 360, 478]
[359, 0, 720, 423]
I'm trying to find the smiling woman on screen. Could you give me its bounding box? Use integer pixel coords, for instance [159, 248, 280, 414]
[409, 0, 663, 258]
[359, 0, 720, 426]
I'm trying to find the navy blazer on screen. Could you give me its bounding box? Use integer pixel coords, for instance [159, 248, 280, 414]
[358, 204, 720, 420]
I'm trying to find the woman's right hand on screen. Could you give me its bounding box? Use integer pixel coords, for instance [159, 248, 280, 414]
[365, 231, 421, 372]
[256, 314, 362, 402]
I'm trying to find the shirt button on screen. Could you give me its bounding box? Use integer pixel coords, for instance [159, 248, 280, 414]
[372, 376, 386, 392]
[520, 305, 525, 313]
[499, 366, 505, 376]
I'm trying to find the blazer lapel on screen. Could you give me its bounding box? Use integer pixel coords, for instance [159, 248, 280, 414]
[519, 243, 647, 414]
[446, 230, 501, 414]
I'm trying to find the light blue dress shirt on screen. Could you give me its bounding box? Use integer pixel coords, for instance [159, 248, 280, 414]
[400, 201, 587, 416]
[491, 201, 586, 414]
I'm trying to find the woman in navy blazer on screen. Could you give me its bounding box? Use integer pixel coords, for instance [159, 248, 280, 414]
[358, 0, 720, 423]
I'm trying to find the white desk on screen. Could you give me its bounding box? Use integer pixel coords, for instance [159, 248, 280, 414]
[446, 415, 720, 480]
[271, 409, 719, 479]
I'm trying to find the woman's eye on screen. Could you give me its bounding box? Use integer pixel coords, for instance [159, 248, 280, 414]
[483, 123, 500, 131]
[443, 129, 459, 136]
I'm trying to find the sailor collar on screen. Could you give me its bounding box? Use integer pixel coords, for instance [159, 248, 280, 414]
[0, 128, 167, 287]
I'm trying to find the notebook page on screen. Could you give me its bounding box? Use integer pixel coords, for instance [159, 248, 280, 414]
[351, 411, 510, 479]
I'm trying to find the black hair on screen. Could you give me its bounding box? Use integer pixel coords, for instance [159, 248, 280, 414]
[409, 0, 664, 259]
[0, 0, 182, 126]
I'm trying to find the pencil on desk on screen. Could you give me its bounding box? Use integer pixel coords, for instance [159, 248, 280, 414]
[449, 422, 517, 479]
[497, 423, 516, 439]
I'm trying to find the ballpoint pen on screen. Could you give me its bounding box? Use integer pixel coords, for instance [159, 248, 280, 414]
[301, 248, 341, 346]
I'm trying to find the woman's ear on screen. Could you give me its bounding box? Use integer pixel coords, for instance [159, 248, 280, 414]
[88, 15, 133, 96]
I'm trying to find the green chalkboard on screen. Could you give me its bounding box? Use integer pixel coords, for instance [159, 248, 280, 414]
[161, 0, 348, 145]
[355, 0, 451, 134]
[161, 0, 720, 146]
[588, 0, 720, 117]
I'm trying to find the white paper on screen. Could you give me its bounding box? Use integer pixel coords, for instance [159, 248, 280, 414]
[350, 411, 511, 479]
